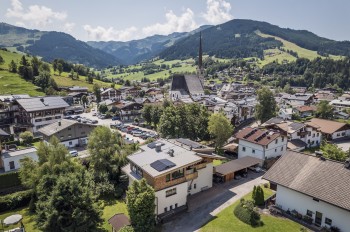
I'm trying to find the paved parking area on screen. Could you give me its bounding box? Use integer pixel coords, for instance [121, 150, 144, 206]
[78, 108, 157, 144]
[162, 171, 267, 232]
[333, 139, 350, 152]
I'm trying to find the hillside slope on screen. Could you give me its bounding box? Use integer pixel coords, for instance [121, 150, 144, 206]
[159, 19, 350, 61]
[0, 23, 120, 68]
[87, 25, 211, 65]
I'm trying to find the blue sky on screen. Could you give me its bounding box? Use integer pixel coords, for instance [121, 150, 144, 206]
[1, 0, 349, 42]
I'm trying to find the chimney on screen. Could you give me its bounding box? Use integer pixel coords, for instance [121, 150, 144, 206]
[168, 149, 174, 157]
[155, 143, 162, 152]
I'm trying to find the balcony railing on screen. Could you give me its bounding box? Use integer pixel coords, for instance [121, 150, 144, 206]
[185, 171, 198, 181]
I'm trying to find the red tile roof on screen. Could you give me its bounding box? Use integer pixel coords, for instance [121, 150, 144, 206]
[295, 105, 317, 112]
[235, 127, 282, 146]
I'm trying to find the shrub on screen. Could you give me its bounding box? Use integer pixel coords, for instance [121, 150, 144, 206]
[263, 183, 269, 188]
[0, 190, 32, 212]
[0, 172, 22, 190]
[234, 199, 262, 227]
[19, 131, 34, 144]
[119, 226, 134, 232]
[302, 215, 313, 224]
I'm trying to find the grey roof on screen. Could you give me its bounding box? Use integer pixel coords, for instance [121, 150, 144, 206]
[2, 147, 37, 158]
[17, 97, 69, 112]
[263, 151, 350, 211]
[170, 74, 204, 95]
[68, 86, 88, 91]
[287, 139, 307, 150]
[38, 119, 78, 136]
[126, 139, 202, 177]
[215, 156, 262, 175]
[175, 138, 203, 149]
[0, 128, 9, 136]
[262, 117, 285, 126]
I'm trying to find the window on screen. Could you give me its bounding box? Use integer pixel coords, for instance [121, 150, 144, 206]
[166, 188, 176, 197]
[68, 134, 72, 138]
[342, 132, 346, 136]
[69, 141, 72, 145]
[171, 169, 184, 179]
[312, 197, 319, 202]
[194, 184, 197, 189]
[325, 218, 332, 226]
[81, 131, 86, 135]
[281, 147, 283, 151]
[312, 134, 315, 138]
[306, 210, 313, 217]
[275, 139, 278, 144]
[175, 203, 178, 208]
[252, 149, 255, 154]
[170, 205, 173, 210]
[164, 207, 167, 212]
[68, 127, 72, 131]
[282, 137, 284, 142]
[166, 174, 170, 182]
[275, 149, 277, 152]
[242, 147, 246, 152]
[317, 133, 319, 137]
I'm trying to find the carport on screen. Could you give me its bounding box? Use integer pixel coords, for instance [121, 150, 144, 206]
[214, 156, 262, 182]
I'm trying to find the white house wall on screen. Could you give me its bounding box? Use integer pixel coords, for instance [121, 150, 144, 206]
[276, 185, 350, 231]
[238, 137, 287, 163]
[155, 182, 188, 215]
[188, 163, 213, 195]
[2, 151, 38, 172]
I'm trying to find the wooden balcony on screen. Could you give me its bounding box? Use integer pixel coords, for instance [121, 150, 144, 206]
[185, 171, 198, 181]
[195, 163, 207, 170]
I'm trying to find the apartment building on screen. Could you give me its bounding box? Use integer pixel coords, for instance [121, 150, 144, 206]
[122, 139, 214, 219]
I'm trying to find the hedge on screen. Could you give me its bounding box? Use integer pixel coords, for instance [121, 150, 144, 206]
[0, 172, 22, 190]
[234, 199, 262, 227]
[0, 190, 32, 212]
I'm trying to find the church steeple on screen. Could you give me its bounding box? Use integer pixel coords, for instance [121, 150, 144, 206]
[198, 32, 203, 70]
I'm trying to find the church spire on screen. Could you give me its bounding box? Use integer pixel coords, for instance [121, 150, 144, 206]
[198, 32, 203, 70]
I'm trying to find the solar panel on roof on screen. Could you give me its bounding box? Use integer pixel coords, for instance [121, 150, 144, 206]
[150, 159, 176, 172]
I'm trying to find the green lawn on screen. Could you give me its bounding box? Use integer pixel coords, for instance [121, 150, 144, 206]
[201, 186, 304, 232]
[100, 199, 128, 231]
[256, 31, 343, 67]
[104, 58, 196, 82]
[213, 159, 223, 166]
[0, 199, 128, 232]
[0, 70, 44, 96]
[0, 207, 40, 232]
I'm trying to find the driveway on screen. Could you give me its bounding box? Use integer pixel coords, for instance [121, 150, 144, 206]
[162, 172, 267, 232]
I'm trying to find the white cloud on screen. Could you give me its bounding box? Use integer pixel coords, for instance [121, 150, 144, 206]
[63, 22, 76, 32]
[84, 8, 198, 41]
[203, 0, 233, 25]
[142, 8, 198, 36]
[83, 25, 138, 41]
[6, 0, 67, 27]
[15, 21, 26, 27]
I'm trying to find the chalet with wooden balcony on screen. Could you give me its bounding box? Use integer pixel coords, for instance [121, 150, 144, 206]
[15, 97, 69, 133]
[122, 139, 219, 219]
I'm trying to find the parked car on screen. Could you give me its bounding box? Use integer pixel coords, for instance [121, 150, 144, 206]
[248, 166, 262, 173]
[91, 120, 98, 124]
[69, 150, 78, 157]
[92, 113, 97, 116]
[112, 116, 120, 121]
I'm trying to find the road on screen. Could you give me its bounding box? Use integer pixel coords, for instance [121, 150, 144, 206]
[162, 172, 267, 232]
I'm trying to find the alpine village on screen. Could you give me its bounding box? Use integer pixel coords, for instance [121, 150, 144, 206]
[0, 1, 350, 232]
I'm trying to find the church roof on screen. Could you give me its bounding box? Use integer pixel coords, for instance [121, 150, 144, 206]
[170, 74, 204, 95]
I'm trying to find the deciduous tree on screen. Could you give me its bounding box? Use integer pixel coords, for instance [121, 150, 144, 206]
[255, 87, 277, 123]
[208, 112, 233, 151]
[316, 100, 334, 119]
